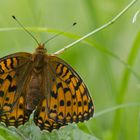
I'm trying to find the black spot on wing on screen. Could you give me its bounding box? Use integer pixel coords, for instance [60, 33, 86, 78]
[0, 65, 4, 74]
[58, 112, 63, 117]
[4, 59, 10, 70]
[67, 101, 71, 106]
[19, 103, 23, 109]
[0, 78, 4, 84]
[78, 101, 82, 107]
[65, 74, 74, 84]
[41, 106, 45, 112]
[8, 85, 17, 92]
[6, 75, 12, 82]
[57, 64, 65, 76]
[57, 82, 63, 89]
[50, 109, 57, 114]
[62, 68, 69, 78]
[10, 58, 15, 69]
[84, 100, 87, 105]
[0, 91, 4, 97]
[60, 100, 64, 106]
[75, 81, 82, 91]
[63, 88, 69, 93]
[54, 105, 57, 109]
[56, 63, 60, 71]
[88, 100, 93, 108]
[5, 97, 9, 101]
[51, 91, 57, 99]
[4, 103, 12, 108]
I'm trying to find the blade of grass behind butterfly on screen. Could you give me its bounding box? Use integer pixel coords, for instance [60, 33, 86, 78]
[82, 0, 110, 49]
[81, 0, 100, 30]
[78, 102, 140, 136]
[0, 27, 48, 32]
[138, 112, 140, 140]
[112, 31, 140, 139]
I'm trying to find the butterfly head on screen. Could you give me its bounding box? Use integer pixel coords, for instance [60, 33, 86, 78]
[35, 44, 47, 54]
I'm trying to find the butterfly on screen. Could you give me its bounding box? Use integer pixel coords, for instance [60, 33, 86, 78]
[0, 16, 94, 131]
[0, 44, 94, 132]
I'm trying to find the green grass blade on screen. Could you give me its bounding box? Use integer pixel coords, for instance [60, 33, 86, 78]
[112, 31, 140, 139]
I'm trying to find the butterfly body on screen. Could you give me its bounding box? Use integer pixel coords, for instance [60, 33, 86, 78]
[0, 44, 94, 131]
[26, 45, 46, 111]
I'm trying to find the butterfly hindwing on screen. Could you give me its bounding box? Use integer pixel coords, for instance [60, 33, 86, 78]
[34, 98, 66, 131]
[0, 53, 33, 127]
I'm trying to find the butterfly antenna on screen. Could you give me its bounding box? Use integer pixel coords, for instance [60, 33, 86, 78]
[12, 16, 40, 46]
[43, 22, 77, 45]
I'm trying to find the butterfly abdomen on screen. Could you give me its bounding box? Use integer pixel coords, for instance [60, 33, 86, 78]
[26, 72, 43, 111]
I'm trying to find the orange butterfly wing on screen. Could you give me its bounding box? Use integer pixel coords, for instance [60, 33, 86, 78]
[34, 55, 94, 131]
[0, 53, 33, 127]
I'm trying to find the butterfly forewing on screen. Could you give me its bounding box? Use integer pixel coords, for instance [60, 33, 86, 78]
[0, 53, 34, 127]
[0, 53, 31, 74]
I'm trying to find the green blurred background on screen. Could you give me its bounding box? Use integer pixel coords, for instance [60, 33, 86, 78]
[0, 0, 140, 140]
